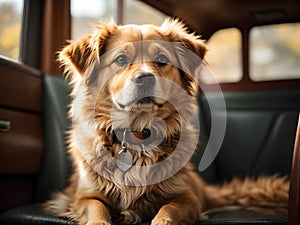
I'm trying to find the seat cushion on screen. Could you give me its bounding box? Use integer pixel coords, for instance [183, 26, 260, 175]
[198, 210, 287, 225]
[0, 204, 287, 225]
[0, 205, 74, 225]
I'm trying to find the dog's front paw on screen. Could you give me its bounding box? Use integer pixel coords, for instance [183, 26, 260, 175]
[151, 218, 175, 225]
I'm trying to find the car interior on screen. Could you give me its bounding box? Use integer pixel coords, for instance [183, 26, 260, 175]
[0, 0, 300, 224]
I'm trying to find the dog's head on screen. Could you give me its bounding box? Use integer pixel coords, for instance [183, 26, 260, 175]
[60, 18, 206, 126]
[60, 19, 207, 175]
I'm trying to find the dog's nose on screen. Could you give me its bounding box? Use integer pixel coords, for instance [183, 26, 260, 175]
[133, 72, 155, 86]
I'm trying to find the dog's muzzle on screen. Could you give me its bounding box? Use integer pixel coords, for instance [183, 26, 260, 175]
[117, 72, 162, 110]
[133, 72, 156, 104]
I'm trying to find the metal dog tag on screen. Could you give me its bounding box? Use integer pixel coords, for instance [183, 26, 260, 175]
[117, 148, 132, 172]
[117, 129, 133, 172]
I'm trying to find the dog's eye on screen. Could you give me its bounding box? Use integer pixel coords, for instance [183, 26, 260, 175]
[114, 54, 130, 66]
[155, 54, 169, 67]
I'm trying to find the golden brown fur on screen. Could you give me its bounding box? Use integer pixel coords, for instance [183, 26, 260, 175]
[44, 19, 289, 225]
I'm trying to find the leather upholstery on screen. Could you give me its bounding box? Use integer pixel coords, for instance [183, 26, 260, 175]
[197, 210, 287, 224]
[1, 76, 299, 224]
[35, 75, 73, 202]
[0, 204, 287, 225]
[0, 205, 75, 225]
[196, 90, 300, 183]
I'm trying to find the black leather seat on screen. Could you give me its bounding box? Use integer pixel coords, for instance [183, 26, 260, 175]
[0, 204, 287, 225]
[1, 75, 299, 225]
[196, 91, 300, 183]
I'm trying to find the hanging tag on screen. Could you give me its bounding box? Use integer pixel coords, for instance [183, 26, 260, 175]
[117, 147, 133, 172]
[117, 131, 132, 172]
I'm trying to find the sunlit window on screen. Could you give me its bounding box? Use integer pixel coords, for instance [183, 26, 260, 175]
[71, 0, 167, 40]
[71, 0, 117, 40]
[250, 23, 300, 81]
[0, 0, 24, 60]
[123, 0, 167, 26]
[201, 28, 242, 84]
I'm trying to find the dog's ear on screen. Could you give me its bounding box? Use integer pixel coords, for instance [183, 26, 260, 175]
[160, 19, 207, 95]
[160, 18, 207, 62]
[58, 21, 118, 79]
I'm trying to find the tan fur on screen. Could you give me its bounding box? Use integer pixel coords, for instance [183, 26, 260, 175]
[204, 176, 289, 216]
[44, 19, 289, 225]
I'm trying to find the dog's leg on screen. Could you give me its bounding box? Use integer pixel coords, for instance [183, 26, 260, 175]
[151, 193, 203, 225]
[74, 199, 112, 225]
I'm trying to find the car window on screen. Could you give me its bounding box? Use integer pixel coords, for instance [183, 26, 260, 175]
[202, 28, 242, 84]
[71, 0, 167, 41]
[0, 0, 24, 60]
[71, 0, 118, 40]
[249, 23, 300, 81]
[123, 0, 166, 25]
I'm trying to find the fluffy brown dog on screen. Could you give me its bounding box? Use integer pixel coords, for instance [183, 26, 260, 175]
[45, 19, 289, 225]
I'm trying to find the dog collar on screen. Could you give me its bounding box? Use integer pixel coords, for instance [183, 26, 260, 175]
[114, 128, 151, 145]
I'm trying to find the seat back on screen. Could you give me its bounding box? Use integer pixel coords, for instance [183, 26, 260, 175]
[195, 90, 300, 183]
[36, 75, 72, 202]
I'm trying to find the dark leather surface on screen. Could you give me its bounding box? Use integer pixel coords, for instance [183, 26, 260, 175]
[197, 90, 300, 183]
[35, 75, 73, 202]
[198, 210, 287, 224]
[0, 204, 287, 225]
[0, 205, 75, 225]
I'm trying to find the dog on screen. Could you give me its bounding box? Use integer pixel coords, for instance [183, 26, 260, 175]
[45, 19, 289, 225]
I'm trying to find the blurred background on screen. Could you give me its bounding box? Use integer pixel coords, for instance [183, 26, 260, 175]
[1, 0, 300, 83]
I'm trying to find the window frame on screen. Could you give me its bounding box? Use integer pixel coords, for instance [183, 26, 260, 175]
[202, 22, 300, 92]
[19, 0, 43, 68]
